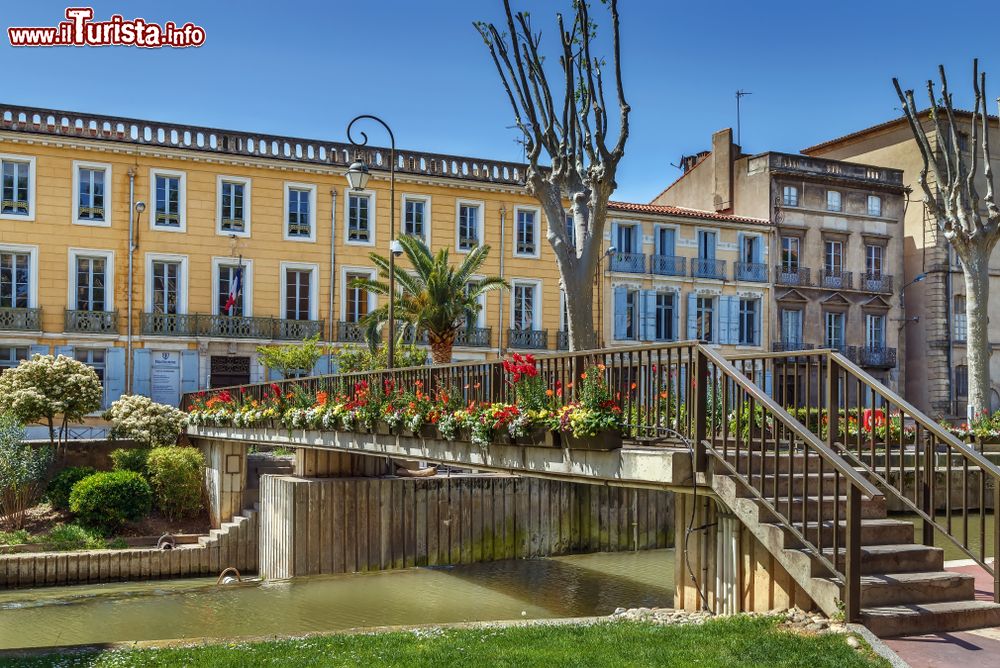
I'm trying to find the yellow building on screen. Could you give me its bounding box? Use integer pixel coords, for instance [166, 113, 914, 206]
[600, 201, 771, 355]
[0, 104, 570, 407]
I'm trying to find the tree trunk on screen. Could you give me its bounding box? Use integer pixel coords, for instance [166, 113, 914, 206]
[563, 269, 597, 351]
[428, 331, 455, 364]
[963, 249, 992, 419]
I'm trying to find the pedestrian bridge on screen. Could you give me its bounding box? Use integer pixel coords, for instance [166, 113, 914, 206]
[185, 341, 1000, 638]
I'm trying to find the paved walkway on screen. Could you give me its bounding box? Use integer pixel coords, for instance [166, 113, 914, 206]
[883, 560, 999, 668]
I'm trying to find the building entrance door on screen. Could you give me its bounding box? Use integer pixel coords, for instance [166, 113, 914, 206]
[210, 355, 250, 388]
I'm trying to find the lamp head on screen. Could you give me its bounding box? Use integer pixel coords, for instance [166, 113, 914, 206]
[390, 239, 404, 257]
[134, 201, 146, 214]
[345, 160, 370, 191]
[914, 273, 926, 283]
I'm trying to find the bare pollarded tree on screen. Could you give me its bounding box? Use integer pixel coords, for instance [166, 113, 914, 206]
[475, 0, 629, 351]
[893, 60, 1000, 417]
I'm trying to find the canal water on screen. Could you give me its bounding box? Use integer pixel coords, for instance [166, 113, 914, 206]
[0, 549, 675, 649]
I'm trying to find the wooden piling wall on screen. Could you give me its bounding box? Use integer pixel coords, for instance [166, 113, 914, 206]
[259, 474, 673, 579]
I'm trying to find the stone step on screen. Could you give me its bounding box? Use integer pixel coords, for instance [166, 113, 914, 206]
[724, 451, 829, 474]
[770, 494, 886, 521]
[733, 472, 843, 497]
[861, 600, 1000, 637]
[822, 543, 945, 575]
[790, 518, 915, 547]
[860, 571, 976, 607]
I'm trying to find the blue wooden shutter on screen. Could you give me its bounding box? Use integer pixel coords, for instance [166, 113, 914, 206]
[686, 293, 698, 340]
[640, 290, 657, 341]
[718, 296, 731, 344]
[729, 297, 741, 344]
[753, 300, 761, 346]
[28, 344, 48, 358]
[764, 370, 773, 398]
[706, 231, 717, 260]
[613, 287, 628, 340]
[104, 347, 126, 406]
[661, 228, 676, 256]
[752, 235, 763, 264]
[311, 354, 330, 377]
[267, 365, 283, 381]
[54, 345, 74, 358]
[133, 349, 152, 397]
[671, 294, 680, 341]
[711, 296, 721, 343]
[610, 222, 620, 252]
[737, 232, 745, 264]
[181, 350, 200, 395]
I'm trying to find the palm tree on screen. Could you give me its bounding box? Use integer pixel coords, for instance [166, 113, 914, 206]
[350, 236, 508, 364]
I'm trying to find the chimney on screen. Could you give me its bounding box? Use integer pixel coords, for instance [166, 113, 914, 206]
[712, 128, 734, 212]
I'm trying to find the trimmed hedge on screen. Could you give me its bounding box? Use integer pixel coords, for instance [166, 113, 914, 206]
[69, 470, 152, 534]
[146, 447, 205, 520]
[44, 466, 96, 511]
[110, 447, 151, 477]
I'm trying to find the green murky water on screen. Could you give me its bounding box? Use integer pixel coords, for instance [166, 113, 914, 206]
[0, 549, 675, 649]
[898, 512, 996, 563]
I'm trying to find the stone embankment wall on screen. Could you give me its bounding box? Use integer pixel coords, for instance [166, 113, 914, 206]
[0, 509, 257, 588]
[259, 474, 673, 579]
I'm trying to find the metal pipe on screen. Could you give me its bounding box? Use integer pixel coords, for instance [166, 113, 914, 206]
[497, 204, 506, 357]
[126, 167, 136, 393]
[328, 188, 337, 373]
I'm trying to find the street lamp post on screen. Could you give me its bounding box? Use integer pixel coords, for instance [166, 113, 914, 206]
[345, 115, 398, 369]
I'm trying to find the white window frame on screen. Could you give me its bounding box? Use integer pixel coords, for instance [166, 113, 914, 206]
[867, 195, 882, 217]
[143, 252, 189, 314]
[72, 160, 112, 228]
[280, 262, 319, 320]
[344, 189, 377, 247]
[68, 248, 115, 311]
[462, 275, 488, 328]
[513, 205, 541, 259]
[824, 311, 845, 349]
[0, 242, 39, 308]
[695, 294, 716, 343]
[509, 278, 542, 330]
[283, 182, 317, 243]
[738, 297, 759, 346]
[216, 175, 251, 238]
[826, 190, 842, 212]
[456, 199, 485, 253]
[782, 185, 799, 207]
[211, 257, 254, 317]
[654, 224, 681, 256]
[401, 193, 431, 246]
[0, 153, 36, 222]
[340, 265, 377, 322]
[149, 168, 186, 232]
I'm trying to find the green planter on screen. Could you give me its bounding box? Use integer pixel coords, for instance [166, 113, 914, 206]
[562, 431, 622, 451]
[515, 426, 560, 448]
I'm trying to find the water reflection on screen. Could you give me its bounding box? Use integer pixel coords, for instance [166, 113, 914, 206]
[0, 549, 675, 650]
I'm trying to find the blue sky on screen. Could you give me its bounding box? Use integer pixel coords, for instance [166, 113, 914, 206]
[1, 0, 996, 202]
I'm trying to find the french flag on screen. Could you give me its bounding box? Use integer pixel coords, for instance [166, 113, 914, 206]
[224, 265, 243, 315]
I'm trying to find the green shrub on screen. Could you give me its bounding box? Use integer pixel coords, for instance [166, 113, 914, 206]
[0, 412, 53, 529]
[35, 523, 108, 551]
[0, 528, 29, 545]
[69, 471, 152, 534]
[110, 447, 151, 477]
[146, 447, 205, 520]
[44, 466, 96, 511]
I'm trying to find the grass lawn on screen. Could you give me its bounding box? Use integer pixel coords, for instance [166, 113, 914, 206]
[0, 616, 888, 668]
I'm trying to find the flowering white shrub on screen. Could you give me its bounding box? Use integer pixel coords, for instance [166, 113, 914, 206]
[437, 413, 459, 441]
[104, 394, 188, 448]
[0, 354, 103, 448]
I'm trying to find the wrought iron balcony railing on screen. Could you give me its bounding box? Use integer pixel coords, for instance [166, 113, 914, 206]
[455, 326, 492, 347]
[692, 258, 726, 279]
[400, 325, 429, 345]
[734, 262, 767, 282]
[556, 330, 569, 350]
[861, 272, 894, 294]
[65, 309, 117, 334]
[820, 269, 853, 290]
[141, 312, 323, 340]
[771, 341, 815, 352]
[650, 254, 686, 277]
[507, 328, 548, 350]
[775, 265, 811, 287]
[609, 252, 645, 274]
[0, 307, 40, 331]
[336, 321, 366, 343]
[852, 345, 897, 368]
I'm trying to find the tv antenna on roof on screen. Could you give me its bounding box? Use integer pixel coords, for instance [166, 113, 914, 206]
[736, 89, 752, 146]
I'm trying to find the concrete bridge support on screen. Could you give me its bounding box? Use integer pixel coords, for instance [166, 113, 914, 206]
[200, 438, 249, 529]
[673, 491, 815, 615]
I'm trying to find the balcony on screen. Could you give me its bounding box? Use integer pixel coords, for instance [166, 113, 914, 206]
[852, 345, 897, 368]
[734, 262, 767, 282]
[650, 255, 686, 277]
[556, 330, 569, 351]
[0, 307, 40, 331]
[141, 313, 323, 340]
[400, 325, 429, 345]
[609, 252, 645, 274]
[861, 272, 894, 294]
[455, 326, 492, 347]
[336, 321, 366, 343]
[820, 269, 853, 290]
[775, 265, 811, 287]
[771, 341, 815, 353]
[692, 258, 727, 280]
[508, 328, 548, 350]
[65, 309, 118, 334]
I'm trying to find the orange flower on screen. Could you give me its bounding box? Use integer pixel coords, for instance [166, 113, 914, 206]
[545, 389, 554, 397]
[581, 373, 588, 380]
[659, 391, 668, 399]
[630, 382, 637, 390]
[316, 391, 329, 406]
[597, 363, 606, 371]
